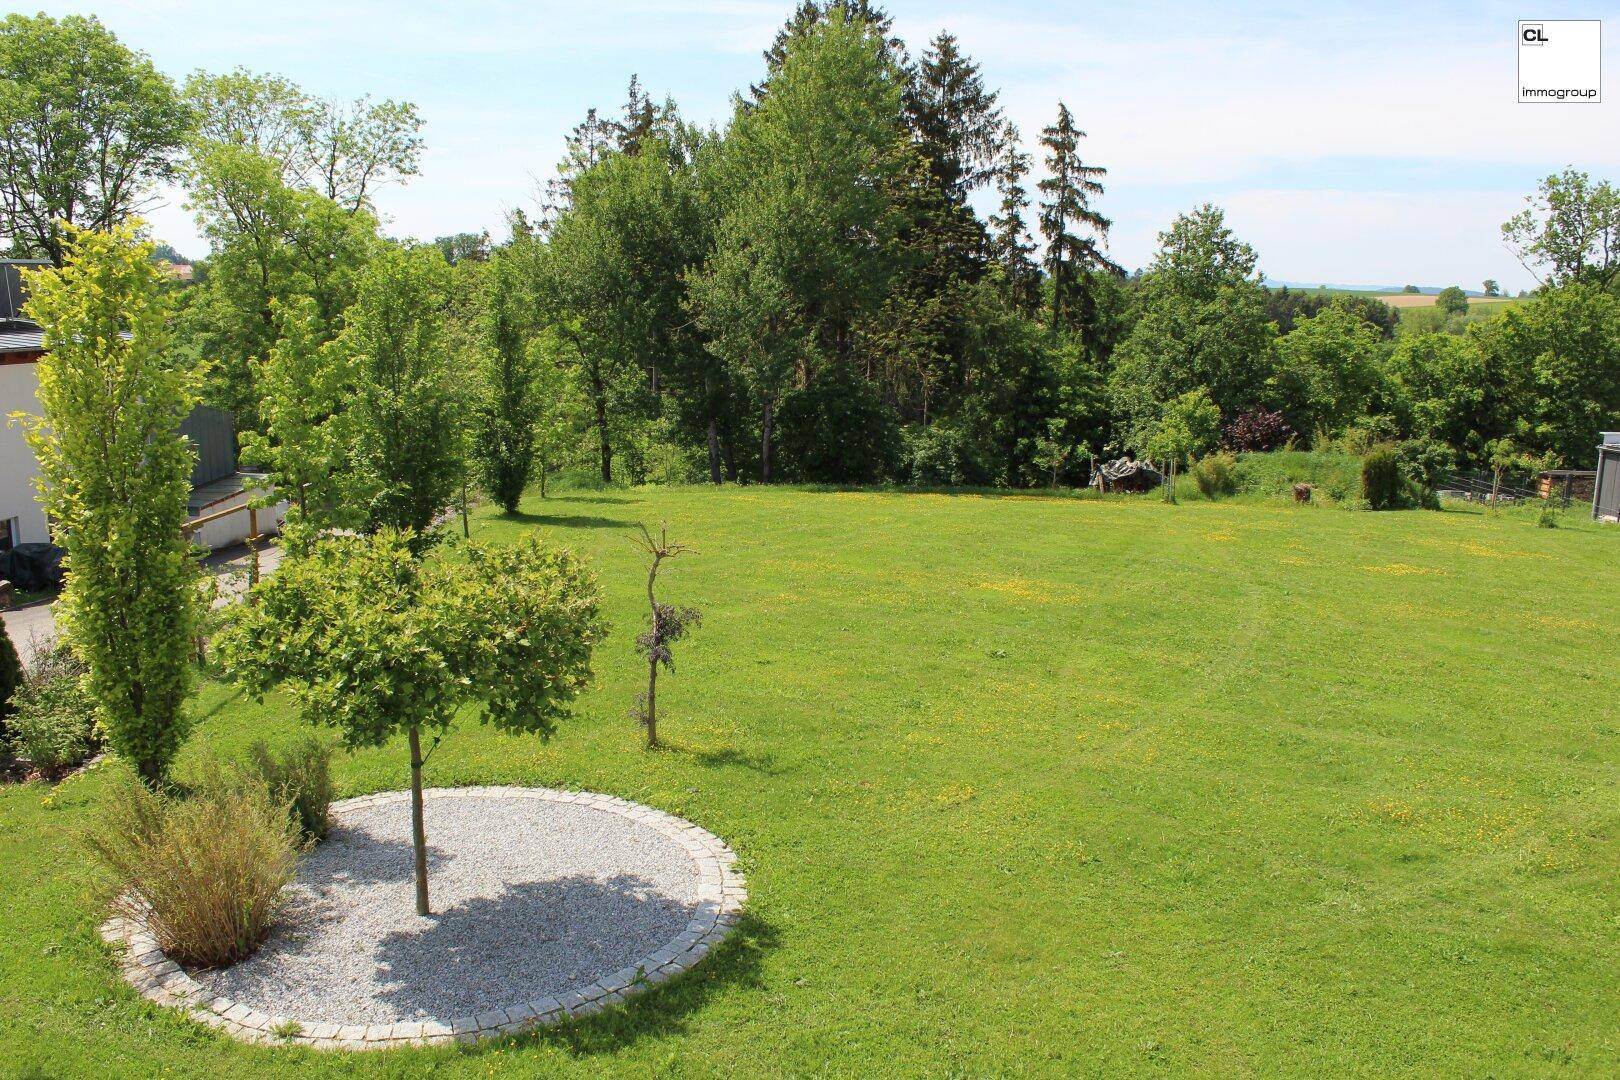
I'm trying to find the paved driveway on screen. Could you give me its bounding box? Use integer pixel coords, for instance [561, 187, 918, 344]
[2, 540, 283, 667]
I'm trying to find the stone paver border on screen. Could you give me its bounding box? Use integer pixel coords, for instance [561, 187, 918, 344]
[100, 786, 747, 1051]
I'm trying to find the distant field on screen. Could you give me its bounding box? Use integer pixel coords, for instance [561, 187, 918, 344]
[1378, 293, 1517, 309]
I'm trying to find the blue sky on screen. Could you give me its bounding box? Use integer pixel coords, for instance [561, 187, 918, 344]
[33, 0, 1620, 290]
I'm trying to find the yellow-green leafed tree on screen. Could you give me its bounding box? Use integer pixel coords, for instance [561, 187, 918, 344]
[15, 223, 205, 788]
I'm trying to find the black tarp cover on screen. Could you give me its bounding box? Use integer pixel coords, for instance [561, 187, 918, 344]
[0, 543, 65, 592]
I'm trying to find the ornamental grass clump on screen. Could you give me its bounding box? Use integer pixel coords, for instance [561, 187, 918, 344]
[233, 736, 334, 843]
[1191, 451, 1238, 499]
[86, 768, 301, 967]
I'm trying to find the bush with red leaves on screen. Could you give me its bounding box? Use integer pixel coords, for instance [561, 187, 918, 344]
[1221, 409, 1294, 452]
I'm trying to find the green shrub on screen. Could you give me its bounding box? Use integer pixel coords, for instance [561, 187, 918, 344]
[86, 766, 300, 967]
[1191, 452, 1238, 499]
[777, 363, 903, 484]
[1537, 503, 1561, 529]
[7, 642, 97, 775]
[902, 423, 971, 487]
[1397, 437, 1456, 510]
[0, 619, 21, 741]
[239, 736, 334, 843]
[1362, 445, 1404, 510]
[1321, 415, 1400, 457]
[618, 411, 703, 486]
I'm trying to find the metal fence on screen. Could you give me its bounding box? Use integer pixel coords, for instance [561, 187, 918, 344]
[1439, 470, 1541, 504]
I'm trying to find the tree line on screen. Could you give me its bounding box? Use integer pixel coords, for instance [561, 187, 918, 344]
[3, 6, 1619, 504]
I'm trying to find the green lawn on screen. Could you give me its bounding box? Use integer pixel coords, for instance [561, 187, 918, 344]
[4, 486, 1618, 1077]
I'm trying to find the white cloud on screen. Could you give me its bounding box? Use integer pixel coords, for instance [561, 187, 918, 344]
[77, 0, 1618, 289]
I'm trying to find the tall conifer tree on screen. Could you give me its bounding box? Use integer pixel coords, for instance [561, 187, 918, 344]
[1038, 102, 1118, 345]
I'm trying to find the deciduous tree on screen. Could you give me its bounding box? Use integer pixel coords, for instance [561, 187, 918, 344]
[236, 297, 353, 527]
[1108, 205, 1275, 442]
[0, 14, 190, 266]
[471, 251, 544, 513]
[340, 246, 462, 541]
[220, 530, 604, 915]
[1144, 388, 1221, 503]
[16, 224, 203, 788]
[692, 12, 907, 480]
[1477, 282, 1620, 464]
[1502, 169, 1619, 289]
[1270, 300, 1388, 438]
[1435, 286, 1469, 316]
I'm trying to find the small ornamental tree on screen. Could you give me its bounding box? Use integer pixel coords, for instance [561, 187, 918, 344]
[1144, 388, 1221, 503]
[1032, 420, 1073, 488]
[630, 524, 700, 749]
[219, 530, 604, 916]
[16, 223, 203, 788]
[1484, 435, 1554, 506]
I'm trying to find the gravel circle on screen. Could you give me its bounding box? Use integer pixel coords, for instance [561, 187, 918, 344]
[101, 788, 746, 1050]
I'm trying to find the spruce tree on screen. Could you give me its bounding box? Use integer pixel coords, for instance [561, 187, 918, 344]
[756, 0, 901, 98]
[906, 33, 1004, 202]
[619, 74, 656, 156]
[989, 131, 1041, 314]
[1038, 102, 1119, 344]
[873, 32, 1010, 423]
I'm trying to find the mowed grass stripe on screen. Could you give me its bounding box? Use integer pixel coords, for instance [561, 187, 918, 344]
[0, 484, 1614, 1076]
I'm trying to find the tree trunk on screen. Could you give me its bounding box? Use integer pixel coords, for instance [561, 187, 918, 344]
[1491, 468, 1502, 505]
[460, 480, 470, 538]
[760, 399, 774, 484]
[597, 402, 613, 484]
[645, 657, 659, 748]
[722, 433, 738, 482]
[705, 374, 722, 485]
[644, 557, 661, 746]
[407, 724, 430, 917]
[589, 365, 613, 484]
[1165, 459, 1178, 504]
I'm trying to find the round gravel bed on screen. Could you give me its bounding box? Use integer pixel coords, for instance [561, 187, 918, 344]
[101, 788, 746, 1050]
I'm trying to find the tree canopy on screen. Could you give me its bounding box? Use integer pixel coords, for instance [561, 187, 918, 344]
[0, 14, 190, 265]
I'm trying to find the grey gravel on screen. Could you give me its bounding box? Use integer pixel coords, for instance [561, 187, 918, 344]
[193, 794, 701, 1025]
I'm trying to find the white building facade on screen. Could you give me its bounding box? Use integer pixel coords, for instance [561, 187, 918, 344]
[0, 348, 50, 551]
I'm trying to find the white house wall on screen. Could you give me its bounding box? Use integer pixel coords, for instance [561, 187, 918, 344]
[0, 361, 48, 546]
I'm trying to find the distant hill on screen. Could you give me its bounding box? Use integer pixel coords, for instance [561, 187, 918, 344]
[1267, 280, 1496, 298]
